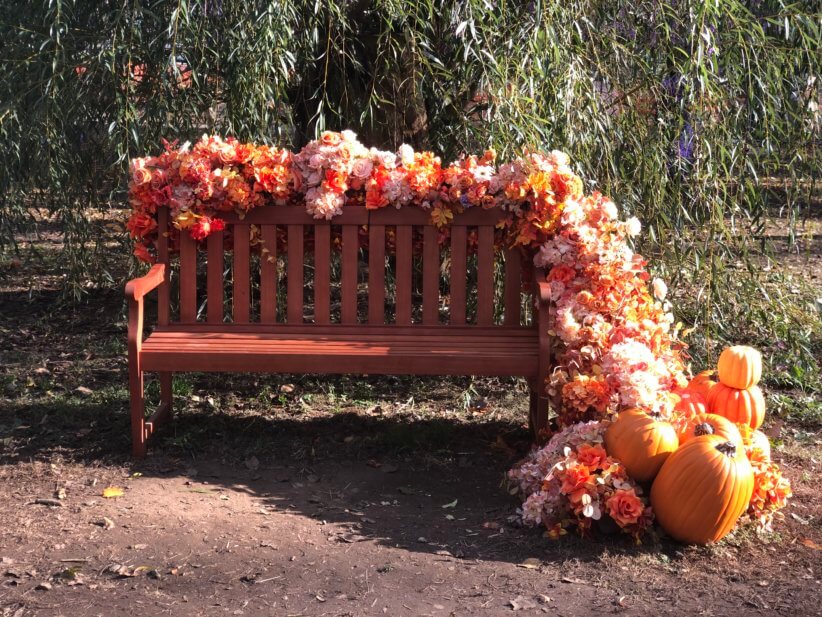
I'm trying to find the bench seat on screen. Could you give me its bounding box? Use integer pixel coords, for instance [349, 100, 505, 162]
[141, 327, 539, 376]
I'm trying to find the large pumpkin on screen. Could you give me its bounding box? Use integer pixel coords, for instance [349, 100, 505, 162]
[677, 413, 742, 447]
[717, 346, 762, 389]
[651, 436, 754, 544]
[604, 409, 679, 483]
[708, 383, 766, 430]
[687, 370, 717, 399]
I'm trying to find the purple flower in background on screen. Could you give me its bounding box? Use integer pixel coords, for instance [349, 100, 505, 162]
[677, 122, 695, 163]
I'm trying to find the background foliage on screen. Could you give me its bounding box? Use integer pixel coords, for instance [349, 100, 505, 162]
[1, 0, 819, 388]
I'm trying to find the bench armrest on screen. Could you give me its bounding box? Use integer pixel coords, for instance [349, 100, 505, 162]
[534, 267, 551, 307]
[125, 264, 166, 302]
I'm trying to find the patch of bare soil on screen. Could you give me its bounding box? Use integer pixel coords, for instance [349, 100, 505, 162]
[1, 218, 820, 616]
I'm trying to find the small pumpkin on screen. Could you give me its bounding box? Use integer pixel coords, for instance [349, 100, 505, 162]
[708, 383, 766, 430]
[677, 413, 742, 447]
[686, 370, 717, 399]
[717, 345, 762, 389]
[650, 435, 754, 544]
[604, 408, 679, 483]
[739, 426, 771, 460]
[671, 390, 708, 418]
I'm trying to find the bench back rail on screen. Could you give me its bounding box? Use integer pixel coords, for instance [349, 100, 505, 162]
[154, 205, 533, 329]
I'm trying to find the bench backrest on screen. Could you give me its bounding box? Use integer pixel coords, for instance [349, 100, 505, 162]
[154, 205, 533, 329]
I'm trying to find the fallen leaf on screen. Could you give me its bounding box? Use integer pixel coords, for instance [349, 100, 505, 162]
[32, 498, 63, 507]
[55, 487, 66, 500]
[97, 517, 115, 530]
[102, 486, 124, 498]
[517, 558, 541, 569]
[441, 499, 458, 509]
[75, 386, 93, 397]
[508, 595, 538, 611]
[800, 538, 822, 550]
[280, 384, 295, 394]
[35, 581, 52, 591]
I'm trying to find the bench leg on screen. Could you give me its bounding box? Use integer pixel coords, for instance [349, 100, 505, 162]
[129, 370, 174, 459]
[129, 366, 147, 459]
[528, 382, 550, 443]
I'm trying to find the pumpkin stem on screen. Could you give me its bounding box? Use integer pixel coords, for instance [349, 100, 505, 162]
[694, 422, 714, 436]
[715, 441, 737, 457]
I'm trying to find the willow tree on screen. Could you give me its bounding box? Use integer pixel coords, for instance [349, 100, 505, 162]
[1, 0, 819, 380]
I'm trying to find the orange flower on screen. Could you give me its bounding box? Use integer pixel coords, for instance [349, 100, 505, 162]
[320, 131, 342, 146]
[126, 212, 157, 239]
[323, 169, 348, 194]
[605, 489, 645, 528]
[575, 443, 608, 470]
[559, 462, 592, 495]
[132, 166, 152, 186]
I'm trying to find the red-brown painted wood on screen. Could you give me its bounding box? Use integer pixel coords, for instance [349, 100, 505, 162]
[314, 224, 331, 324]
[287, 224, 304, 323]
[260, 225, 277, 323]
[225, 205, 505, 227]
[395, 225, 412, 325]
[341, 225, 358, 324]
[233, 224, 250, 323]
[207, 231, 224, 323]
[449, 226, 467, 325]
[179, 232, 197, 323]
[422, 226, 439, 325]
[157, 207, 170, 326]
[503, 248, 521, 326]
[476, 226, 494, 326]
[126, 203, 552, 459]
[368, 224, 385, 324]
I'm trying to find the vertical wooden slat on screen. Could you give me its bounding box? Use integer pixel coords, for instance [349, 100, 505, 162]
[422, 225, 439, 325]
[395, 225, 412, 326]
[503, 248, 522, 326]
[368, 224, 385, 324]
[341, 225, 358, 324]
[179, 232, 197, 323]
[233, 224, 250, 324]
[157, 207, 169, 325]
[314, 224, 330, 324]
[260, 225, 277, 323]
[477, 226, 494, 325]
[206, 231, 224, 323]
[449, 226, 467, 325]
[287, 224, 304, 324]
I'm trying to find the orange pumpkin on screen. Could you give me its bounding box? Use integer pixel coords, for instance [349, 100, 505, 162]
[604, 408, 679, 483]
[671, 390, 708, 418]
[740, 427, 771, 460]
[676, 413, 742, 447]
[687, 370, 717, 399]
[708, 383, 765, 429]
[717, 345, 762, 389]
[651, 436, 754, 544]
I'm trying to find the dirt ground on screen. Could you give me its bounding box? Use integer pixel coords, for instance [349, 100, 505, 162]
[1, 217, 821, 616]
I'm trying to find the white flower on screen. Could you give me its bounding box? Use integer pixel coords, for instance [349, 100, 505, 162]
[652, 278, 668, 301]
[398, 143, 415, 166]
[626, 217, 642, 237]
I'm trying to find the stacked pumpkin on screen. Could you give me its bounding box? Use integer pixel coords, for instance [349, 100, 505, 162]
[605, 346, 770, 544]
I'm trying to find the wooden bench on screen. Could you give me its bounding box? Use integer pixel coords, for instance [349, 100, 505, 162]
[126, 205, 552, 457]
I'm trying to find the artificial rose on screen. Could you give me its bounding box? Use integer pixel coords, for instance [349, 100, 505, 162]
[605, 489, 645, 528]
